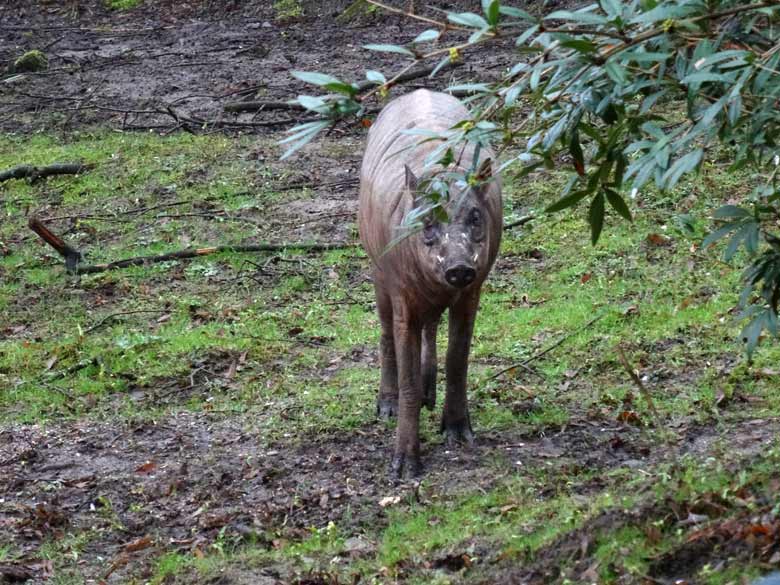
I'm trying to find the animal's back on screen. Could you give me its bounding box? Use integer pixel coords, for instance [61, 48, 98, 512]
[359, 90, 475, 261]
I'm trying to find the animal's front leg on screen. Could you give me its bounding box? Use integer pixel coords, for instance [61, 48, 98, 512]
[442, 290, 480, 446]
[390, 299, 423, 480]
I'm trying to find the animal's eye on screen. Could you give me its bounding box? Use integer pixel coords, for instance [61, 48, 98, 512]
[423, 223, 439, 244]
[468, 209, 482, 225]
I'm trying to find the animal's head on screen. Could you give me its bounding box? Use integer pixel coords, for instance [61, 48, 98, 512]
[406, 159, 497, 290]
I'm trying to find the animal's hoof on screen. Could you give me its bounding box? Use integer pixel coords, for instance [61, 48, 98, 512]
[389, 452, 422, 481]
[376, 397, 399, 420]
[441, 417, 475, 447]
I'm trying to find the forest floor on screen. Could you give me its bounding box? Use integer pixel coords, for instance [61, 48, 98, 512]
[1, 1, 780, 585]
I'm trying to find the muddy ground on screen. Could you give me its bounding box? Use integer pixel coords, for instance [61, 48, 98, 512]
[3, 409, 778, 584]
[2, 1, 780, 584]
[0, 0, 515, 134]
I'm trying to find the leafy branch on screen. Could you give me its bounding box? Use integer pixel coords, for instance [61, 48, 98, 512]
[282, 0, 780, 357]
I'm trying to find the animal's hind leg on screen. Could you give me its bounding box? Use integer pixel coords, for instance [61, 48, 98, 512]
[375, 282, 399, 419]
[421, 315, 441, 411]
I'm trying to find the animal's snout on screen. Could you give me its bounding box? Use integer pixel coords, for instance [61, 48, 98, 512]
[445, 264, 476, 288]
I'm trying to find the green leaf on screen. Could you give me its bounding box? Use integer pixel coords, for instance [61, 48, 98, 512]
[604, 60, 627, 84]
[366, 70, 386, 84]
[447, 83, 491, 93]
[745, 223, 760, 256]
[505, 83, 524, 106]
[546, 189, 590, 213]
[429, 56, 451, 77]
[623, 51, 672, 65]
[693, 94, 727, 131]
[741, 312, 765, 358]
[515, 24, 539, 46]
[629, 3, 697, 25]
[296, 95, 328, 112]
[713, 205, 752, 219]
[613, 153, 626, 189]
[448, 12, 489, 29]
[640, 89, 668, 114]
[600, 0, 622, 19]
[280, 120, 331, 160]
[545, 9, 608, 25]
[324, 81, 358, 96]
[681, 72, 730, 85]
[560, 39, 597, 54]
[499, 6, 534, 21]
[695, 50, 750, 69]
[413, 29, 440, 44]
[589, 191, 605, 244]
[701, 221, 744, 249]
[569, 131, 585, 176]
[725, 223, 756, 261]
[661, 148, 703, 190]
[542, 116, 568, 151]
[604, 187, 632, 221]
[482, 0, 500, 26]
[364, 44, 416, 57]
[292, 71, 344, 87]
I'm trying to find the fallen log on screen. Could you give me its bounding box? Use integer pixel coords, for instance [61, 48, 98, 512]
[0, 162, 92, 183]
[28, 216, 356, 275]
[76, 242, 357, 275]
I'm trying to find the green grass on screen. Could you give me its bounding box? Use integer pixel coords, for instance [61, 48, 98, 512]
[2, 129, 780, 584]
[273, 0, 303, 20]
[104, 0, 141, 9]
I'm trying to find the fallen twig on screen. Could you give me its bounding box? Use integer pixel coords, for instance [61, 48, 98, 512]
[224, 99, 306, 114]
[616, 345, 659, 420]
[163, 105, 322, 130]
[503, 215, 535, 230]
[28, 217, 82, 272]
[28, 216, 356, 275]
[76, 242, 357, 275]
[83, 310, 169, 335]
[480, 311, 606, 386]
[0, 163, 91, 183]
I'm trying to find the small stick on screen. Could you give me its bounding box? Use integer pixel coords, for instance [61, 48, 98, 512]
[28, 217, 83, 273]
[0, 163, 92, 183]
[503, 215, 535, 230]
[82, 310, 169, 335]
[480, 312, 606, 386]
[616, 346, 659, 419]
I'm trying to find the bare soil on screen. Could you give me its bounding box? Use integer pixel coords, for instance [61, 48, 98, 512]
[0, 0, 511, 134]
[3, 408, 777, 583]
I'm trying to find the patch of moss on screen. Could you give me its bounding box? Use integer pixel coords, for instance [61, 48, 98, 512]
[11, 50, 47, 73]
[104, 0, 141, 9]
[273, 0, 303, 20]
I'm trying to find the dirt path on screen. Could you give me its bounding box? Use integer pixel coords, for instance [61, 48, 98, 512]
[2, 410, 777, 583]
[0, 0, 511, 134]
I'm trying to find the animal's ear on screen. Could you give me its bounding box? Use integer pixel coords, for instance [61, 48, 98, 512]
[405, 164, 419, 193]
[475, 158, 493, 182]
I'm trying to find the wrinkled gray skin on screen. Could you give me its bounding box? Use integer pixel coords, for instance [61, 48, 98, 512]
[358, 89, 502, 479]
